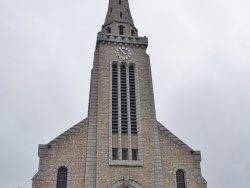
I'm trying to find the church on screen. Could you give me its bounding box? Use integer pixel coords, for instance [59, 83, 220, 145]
[32, 0, 207, 188]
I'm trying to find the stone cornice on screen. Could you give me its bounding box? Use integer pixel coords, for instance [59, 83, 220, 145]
[96, 33, 148, 48]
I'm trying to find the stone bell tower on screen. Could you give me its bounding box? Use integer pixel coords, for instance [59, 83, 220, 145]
[32, 1, 207, 188]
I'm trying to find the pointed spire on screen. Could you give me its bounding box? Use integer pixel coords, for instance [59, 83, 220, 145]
[101, 0, 138, 37]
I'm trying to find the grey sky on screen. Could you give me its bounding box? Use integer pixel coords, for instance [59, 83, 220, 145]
[0, 0, 250, 187]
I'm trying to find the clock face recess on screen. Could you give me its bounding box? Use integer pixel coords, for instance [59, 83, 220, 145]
[115, 46, 132, 60]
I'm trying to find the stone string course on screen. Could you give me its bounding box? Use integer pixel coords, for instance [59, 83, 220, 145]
[96, 33, 148, 48]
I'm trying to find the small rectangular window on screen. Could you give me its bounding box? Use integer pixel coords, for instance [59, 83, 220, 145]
[132, 149, 138, 160]
[122, 149, 128, 160]
[131, 30, 135, 36]
[112, 148, 118, 160]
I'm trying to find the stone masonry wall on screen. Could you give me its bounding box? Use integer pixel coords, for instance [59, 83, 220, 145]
[32, 38, 207, 188]
[32, 120, 88, 188]
[95, 42, 158, 188]
[158, 122, 207, 188]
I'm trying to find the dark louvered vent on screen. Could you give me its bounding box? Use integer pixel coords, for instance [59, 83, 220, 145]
[120, 65, 128, 134]
[112, 64, 118, 134]
[129, 65, 137, 134]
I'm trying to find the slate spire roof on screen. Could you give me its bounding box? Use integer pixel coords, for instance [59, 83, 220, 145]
[104, 0, 135, 26]
[102, 0, 138, 37]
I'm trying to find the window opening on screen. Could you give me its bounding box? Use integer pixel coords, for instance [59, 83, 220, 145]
[131, 30, 135, 36]
[119, 25, 124, 35]
[57, 167, 67, 188]
[122, 149, 128, 160]
[176, 170, 186, 188]
[120, 12, 122, 18]
[112, 64, 118, 134]
[112, 148, 118, 160]
[129, 66, 137, 134]
[119, 0, 122, 5]
[127, 9, 130, 14]
[132, 149, 138, 160]
[110, 8, 113, 12]
[106, 27, 111, 34]
[120, 65, 128, 134]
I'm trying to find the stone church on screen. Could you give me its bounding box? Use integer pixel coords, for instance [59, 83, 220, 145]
[32, 0, 207, 188]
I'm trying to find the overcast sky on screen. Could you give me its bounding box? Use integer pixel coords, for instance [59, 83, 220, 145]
[0, 0, 250, 187]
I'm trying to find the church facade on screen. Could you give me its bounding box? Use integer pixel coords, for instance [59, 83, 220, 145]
[32, 1, 207, 188]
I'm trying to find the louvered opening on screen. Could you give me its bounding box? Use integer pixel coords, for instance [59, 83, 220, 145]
[129, 65, 137, 134]
[112, 64, 118, 134]
[120, 65, 128, 134]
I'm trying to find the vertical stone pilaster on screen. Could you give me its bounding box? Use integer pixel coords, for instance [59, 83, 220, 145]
[118, 62, 122, 160]
[134, 62, 143, 163]
[85, 50, 99, 188]
[147, 56, 165, 188]
[126, 64, 132, 160]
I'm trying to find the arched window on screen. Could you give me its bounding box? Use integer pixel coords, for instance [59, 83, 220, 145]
[57, 167, 67, 188]
[176, 170, 186, 188]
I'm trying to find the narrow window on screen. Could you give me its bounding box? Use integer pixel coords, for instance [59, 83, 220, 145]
[112, 64, 118, 134]
[119, 0, 122, 5]
[120, 65, 128, 134]
[131, 30, 135, 36]
[110, 8, 113, 12]
[120, 12, 122, 18]
[119, 25, 124, 35]
[176, 170, 186, 188]
[57, 167, 67, 188]
[132, 149, 138, 160]
[112, 148, 118, 160]
[106, 27, 111, 34]
[129, 65, 137, 134]
[122, 149, 128, 160]
[127, 9, 130, 14]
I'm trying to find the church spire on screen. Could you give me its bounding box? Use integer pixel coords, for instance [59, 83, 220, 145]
[101, 0, 138, 37]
